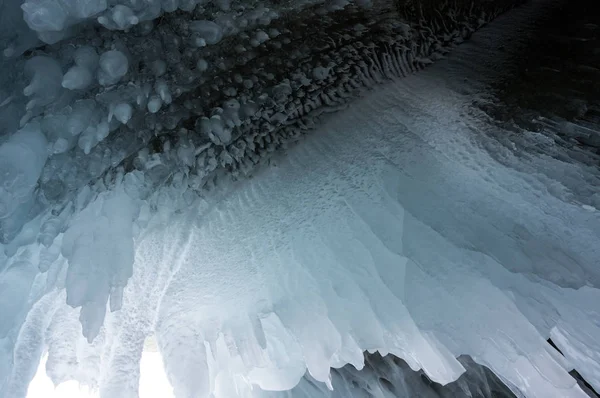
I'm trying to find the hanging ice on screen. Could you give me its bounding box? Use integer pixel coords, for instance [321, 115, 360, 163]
[189, 20, 224, 45]
[97, 50, 129, 86]
[0, 0, 599, 397]
[0, 123, 48, 221]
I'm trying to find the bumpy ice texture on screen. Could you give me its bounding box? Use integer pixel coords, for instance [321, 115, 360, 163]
[1, 0, 600, 397]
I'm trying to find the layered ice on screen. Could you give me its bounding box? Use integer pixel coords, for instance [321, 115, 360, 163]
[1, 0, 600, 397]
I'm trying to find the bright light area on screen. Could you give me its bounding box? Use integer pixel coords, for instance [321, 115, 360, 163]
[27, 350, 174, 398]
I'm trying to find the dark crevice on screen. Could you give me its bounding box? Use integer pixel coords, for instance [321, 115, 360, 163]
[570, 369, 600, 398]
[547, 337, 565, 356]
[547, 338, 599, 397]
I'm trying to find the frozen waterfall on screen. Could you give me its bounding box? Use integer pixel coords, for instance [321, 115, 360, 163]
[1, 0, 600, 397]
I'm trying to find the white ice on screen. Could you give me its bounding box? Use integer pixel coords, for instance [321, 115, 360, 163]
[1, 0, 599, 397]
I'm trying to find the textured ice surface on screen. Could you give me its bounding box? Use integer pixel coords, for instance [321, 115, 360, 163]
[23, 56, 63, 109]
[1, 0, 600, 397]
[97, 50, 129, 87]
[0, 124, 48, 222]
[253, 353, 517, 397]
[62, 66, 94, 90]
[189, 20, 224, 45]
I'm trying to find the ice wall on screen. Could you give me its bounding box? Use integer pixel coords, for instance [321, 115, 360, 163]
[1, 0, 600, 397]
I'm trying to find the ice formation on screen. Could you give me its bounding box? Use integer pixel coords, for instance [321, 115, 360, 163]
[0, 0, 599, 397]
[0, 123, 48, 222]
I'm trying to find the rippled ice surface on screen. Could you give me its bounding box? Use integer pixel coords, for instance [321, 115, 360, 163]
[1, 0, 600, 397]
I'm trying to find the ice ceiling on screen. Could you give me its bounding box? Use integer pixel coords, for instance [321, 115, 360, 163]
[0, 0, 599, 396]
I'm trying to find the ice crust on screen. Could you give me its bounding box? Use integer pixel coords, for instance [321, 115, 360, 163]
[1, 0, 600, 397]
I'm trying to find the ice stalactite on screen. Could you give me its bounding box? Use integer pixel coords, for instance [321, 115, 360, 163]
[1, 0, 600, 397]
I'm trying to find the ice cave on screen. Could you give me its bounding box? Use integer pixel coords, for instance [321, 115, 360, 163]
[0, 0, 599, 396]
